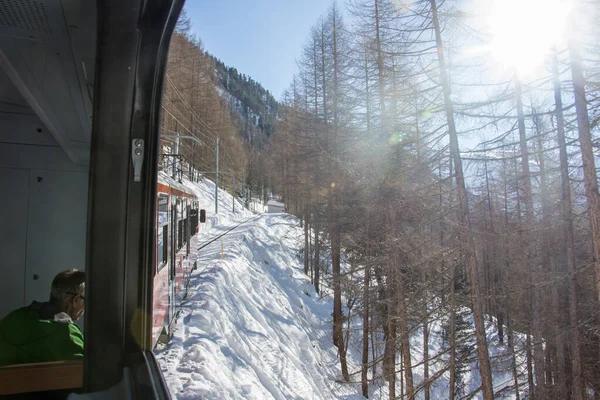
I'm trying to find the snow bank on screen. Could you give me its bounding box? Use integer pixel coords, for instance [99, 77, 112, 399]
[155, 213, 364, 399]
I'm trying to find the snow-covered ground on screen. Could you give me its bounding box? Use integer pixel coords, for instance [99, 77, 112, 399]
[156, 174, 364, 399]
[155, 174, 529, 399]
[156, 212, 365, 399]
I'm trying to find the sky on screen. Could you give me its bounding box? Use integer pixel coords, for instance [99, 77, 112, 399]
[185, 1, 333, 101]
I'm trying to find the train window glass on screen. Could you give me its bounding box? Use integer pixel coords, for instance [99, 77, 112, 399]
[190, 209, 198, 234]
[183, 218, 188, 245]
[182, 201, 187, 247]
[171, 203, 176, 255]
[157, 227, 164, 271]
[177, 219, 183, 250]
[161, 225, 169, 267]
[184, 203, 189, 246]
[157, 194, 169, 271]
[0, 33, 89, 387]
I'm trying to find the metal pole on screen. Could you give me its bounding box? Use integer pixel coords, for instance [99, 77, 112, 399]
[232, 174, 235, 213]
[191, 142, 195, 181]
[173, 135, 179, 179]
[215, 137, 219, 214]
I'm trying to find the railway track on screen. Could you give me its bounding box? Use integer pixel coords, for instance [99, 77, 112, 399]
[197, 214, 263, 251]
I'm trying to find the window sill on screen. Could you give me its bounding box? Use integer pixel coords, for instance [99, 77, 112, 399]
[0, 360, 83, 395]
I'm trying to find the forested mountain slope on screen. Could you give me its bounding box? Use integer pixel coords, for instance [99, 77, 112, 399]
[160, 12, 277, 204]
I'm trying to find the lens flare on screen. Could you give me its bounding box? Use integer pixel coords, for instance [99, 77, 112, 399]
[486, 0, 572, 75]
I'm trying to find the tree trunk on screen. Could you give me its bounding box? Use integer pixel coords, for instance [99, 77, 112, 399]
[527, 334, 534, 399]
[554, 47, 583, 400]
[569, 31, 600, 309]
[383, 262, 397, 396]
[502, 156, 520, 400]
[383, 210, 397, 400]
[371, 306, 377, 379]
[423, 302, 430, 400]
[545, 340, 553, 390]
[397, 270, 414, 399]
[483, 152, 500, 343]
[400, 350, 404, 398]
[507, 311, 521, 400]
[449, 258, 456, 400]
[304, 202, 309, 275]
[309, 212, 313, 284]
[362, 265, 370, 398]
[314, 207, 320, 294]
[374, 0, 385, 137]
[515, 75, 546, 399]
[319, 15, 349, 381]
[534, 111, 559, 397]
[429, 1, 494, 398]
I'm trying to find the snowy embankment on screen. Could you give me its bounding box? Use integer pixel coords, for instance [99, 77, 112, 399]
[155, 213, 364, 399]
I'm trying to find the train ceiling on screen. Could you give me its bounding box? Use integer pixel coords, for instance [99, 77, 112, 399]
[0, 0, 96, 164]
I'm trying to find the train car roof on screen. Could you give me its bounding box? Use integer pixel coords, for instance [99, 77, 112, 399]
[157, 171, 198, 199]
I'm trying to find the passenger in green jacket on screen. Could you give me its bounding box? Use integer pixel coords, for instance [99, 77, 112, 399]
[0, 269, 85, 366]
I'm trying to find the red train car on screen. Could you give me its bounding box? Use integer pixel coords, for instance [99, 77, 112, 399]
[152, 174, 200, 346]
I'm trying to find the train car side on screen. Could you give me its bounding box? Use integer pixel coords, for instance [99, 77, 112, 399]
[152, 180, 199, 346]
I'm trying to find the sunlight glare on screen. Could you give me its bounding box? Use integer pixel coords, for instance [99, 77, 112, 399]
[487, 0, 572, 75]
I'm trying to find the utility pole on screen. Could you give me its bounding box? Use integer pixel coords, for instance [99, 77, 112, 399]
[215, 137, 219, 214]
[261, 174, 264, 209]
[241, 168, 245, 205]
[199, 170, 235, 214]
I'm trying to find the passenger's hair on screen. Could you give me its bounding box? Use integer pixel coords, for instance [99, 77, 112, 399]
[49, 269, 86, 304]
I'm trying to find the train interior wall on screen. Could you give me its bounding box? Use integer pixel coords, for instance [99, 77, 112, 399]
[0, 68, 89, 321]
[0, 0, 95, 321]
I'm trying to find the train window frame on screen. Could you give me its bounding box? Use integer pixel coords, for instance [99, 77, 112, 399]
[0, 0, 183, 396]
[82, 0, 185, 395]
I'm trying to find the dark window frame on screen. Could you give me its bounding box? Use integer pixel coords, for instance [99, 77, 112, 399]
[84, 0, 184, 395]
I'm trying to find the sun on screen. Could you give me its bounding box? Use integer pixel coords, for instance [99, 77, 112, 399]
[486, 0, 572, 76]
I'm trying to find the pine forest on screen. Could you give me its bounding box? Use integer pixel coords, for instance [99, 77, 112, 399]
[158, 1, 600, 398]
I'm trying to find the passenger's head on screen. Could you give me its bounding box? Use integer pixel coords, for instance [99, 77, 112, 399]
[49, 269, 86, 321]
